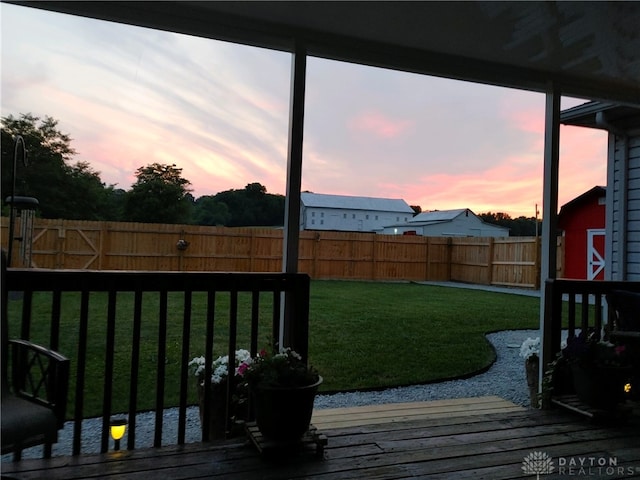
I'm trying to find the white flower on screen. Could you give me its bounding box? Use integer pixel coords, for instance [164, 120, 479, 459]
[190, 349, 252, 385]
[188, 356, 205, 367]
[520, 337, 540, 360]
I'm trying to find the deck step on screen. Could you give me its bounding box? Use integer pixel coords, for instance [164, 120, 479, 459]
[311, 395, 524, 429]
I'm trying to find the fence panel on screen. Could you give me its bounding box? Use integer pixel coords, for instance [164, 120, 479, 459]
[491, 237, 539, 288]
[450, 237, 491, 285]
[426, 237, 451, 281]
[1, 217, 559, 288]
[374, 234, 428, 281]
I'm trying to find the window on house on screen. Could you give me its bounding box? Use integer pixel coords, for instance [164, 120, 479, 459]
[352, 214, 356, 219]
[366, 215, 369, 220]
[375, 215, 378, 220]
[311, 219, 315, 225]
[321, 212, 324, 218]
[320, 220, 324, 225]
[343, 213, 347, 219]
[312, 212, 315, 217]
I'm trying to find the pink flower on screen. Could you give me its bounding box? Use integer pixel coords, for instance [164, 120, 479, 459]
[237, 363, 249, 376]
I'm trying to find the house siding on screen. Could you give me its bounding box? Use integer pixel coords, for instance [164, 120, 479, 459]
[626, 134, 640, 279]
[609, 129, 640, 280]
[302, 207, 410, 232]
[382, 209, 508, 237]
[299, 193, 414, 232]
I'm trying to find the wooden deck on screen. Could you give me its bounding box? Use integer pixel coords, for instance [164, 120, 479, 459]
[3, 396, 640, 479]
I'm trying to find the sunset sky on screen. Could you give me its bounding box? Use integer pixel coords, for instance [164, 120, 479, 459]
[1, 3, 608, 219]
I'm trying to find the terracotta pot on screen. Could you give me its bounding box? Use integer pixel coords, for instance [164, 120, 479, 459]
[251, 376, 322, 442]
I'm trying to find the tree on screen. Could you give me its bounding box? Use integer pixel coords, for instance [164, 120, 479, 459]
[212, 183, 284, 227]
[192, 195, 231, 226]
[64, 162, 125, 220]
[123, 163, 193, 223]
[1, 114, 117, 220]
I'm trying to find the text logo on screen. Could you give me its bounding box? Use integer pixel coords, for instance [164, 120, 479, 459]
[522, 451, 555, 479]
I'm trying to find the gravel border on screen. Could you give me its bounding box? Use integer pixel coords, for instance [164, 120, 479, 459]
[3, 329, 540, 460]
[314, 329, 539, 409]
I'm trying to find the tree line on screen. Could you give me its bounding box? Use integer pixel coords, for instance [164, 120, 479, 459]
[1, 114, 284, 226]
[478, 212, 541, 237]
[2, 113, 539, 234]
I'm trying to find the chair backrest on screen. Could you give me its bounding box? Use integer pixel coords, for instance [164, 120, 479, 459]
[608, 289, 640, 332]
[2, 249, 11, 396]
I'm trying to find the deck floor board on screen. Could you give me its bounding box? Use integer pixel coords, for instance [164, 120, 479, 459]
[3, 396, 639, 479]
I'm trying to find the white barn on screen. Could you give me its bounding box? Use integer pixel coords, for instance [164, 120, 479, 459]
[300, 192, 415, 232]
[382, 208, 509, 237]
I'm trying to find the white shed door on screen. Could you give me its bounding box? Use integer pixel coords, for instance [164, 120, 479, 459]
[587, 229, 605, 280]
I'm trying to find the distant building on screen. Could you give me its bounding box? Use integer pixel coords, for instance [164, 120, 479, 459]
[557, 186, 606, 280]
[381, 208, 509, 237]
[300, 192, 415, 232]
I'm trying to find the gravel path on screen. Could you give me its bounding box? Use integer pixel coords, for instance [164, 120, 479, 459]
[3, 329, 540, 460]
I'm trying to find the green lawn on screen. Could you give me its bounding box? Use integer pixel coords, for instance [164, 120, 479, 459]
[7, 281, 540, 418]
[309, 282, 539, 391]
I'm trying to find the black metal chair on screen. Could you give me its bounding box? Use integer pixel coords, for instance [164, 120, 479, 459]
[1, 250, 70, 461]
[608, 289, 640, 333]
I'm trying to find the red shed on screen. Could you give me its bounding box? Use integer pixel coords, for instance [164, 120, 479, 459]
[557, 186, 606, 280]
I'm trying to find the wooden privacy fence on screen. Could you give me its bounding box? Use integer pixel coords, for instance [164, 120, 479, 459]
[1, 217, 562, 288]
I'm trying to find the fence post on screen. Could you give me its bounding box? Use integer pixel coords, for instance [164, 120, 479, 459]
[312, 232, 320, 279]
[487, 237, 495, 286]
[56, 219, 66, 269]
[250, 229, 255, 272]
[446, 237, 452, 281]
[535, 235, 542, 290]
[424, 237, 430, 281]
[98, 222, 105, 270]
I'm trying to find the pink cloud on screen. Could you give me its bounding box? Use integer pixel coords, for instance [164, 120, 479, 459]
[372, 128, 605, 219]
[348, 111, 413, 139]
[508, 109, 545, 136]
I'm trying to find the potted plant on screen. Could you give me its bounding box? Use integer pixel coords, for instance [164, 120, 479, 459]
[520, 337, 541, 407]
[562, 331, 632, 409]
[189, 349, 251, 439]
[523, 336, 574, 409]
[240, 347, 322, 443]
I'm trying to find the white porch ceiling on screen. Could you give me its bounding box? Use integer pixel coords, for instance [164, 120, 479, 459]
[11, 1, 640, 106]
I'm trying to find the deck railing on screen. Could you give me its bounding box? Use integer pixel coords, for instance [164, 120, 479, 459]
[5, 268, 310, 457]
[543, 278, 640, 370]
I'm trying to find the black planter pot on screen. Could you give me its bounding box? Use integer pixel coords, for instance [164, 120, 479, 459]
[252, 376, 323, 442]
[196, 382, 248, 440]
[571, 363, 632, 410]
[196, 383, 228, 439]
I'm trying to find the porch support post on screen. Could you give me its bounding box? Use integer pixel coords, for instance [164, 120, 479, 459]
[539, 83, 561, 395]
[280, 41, 307, 352]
